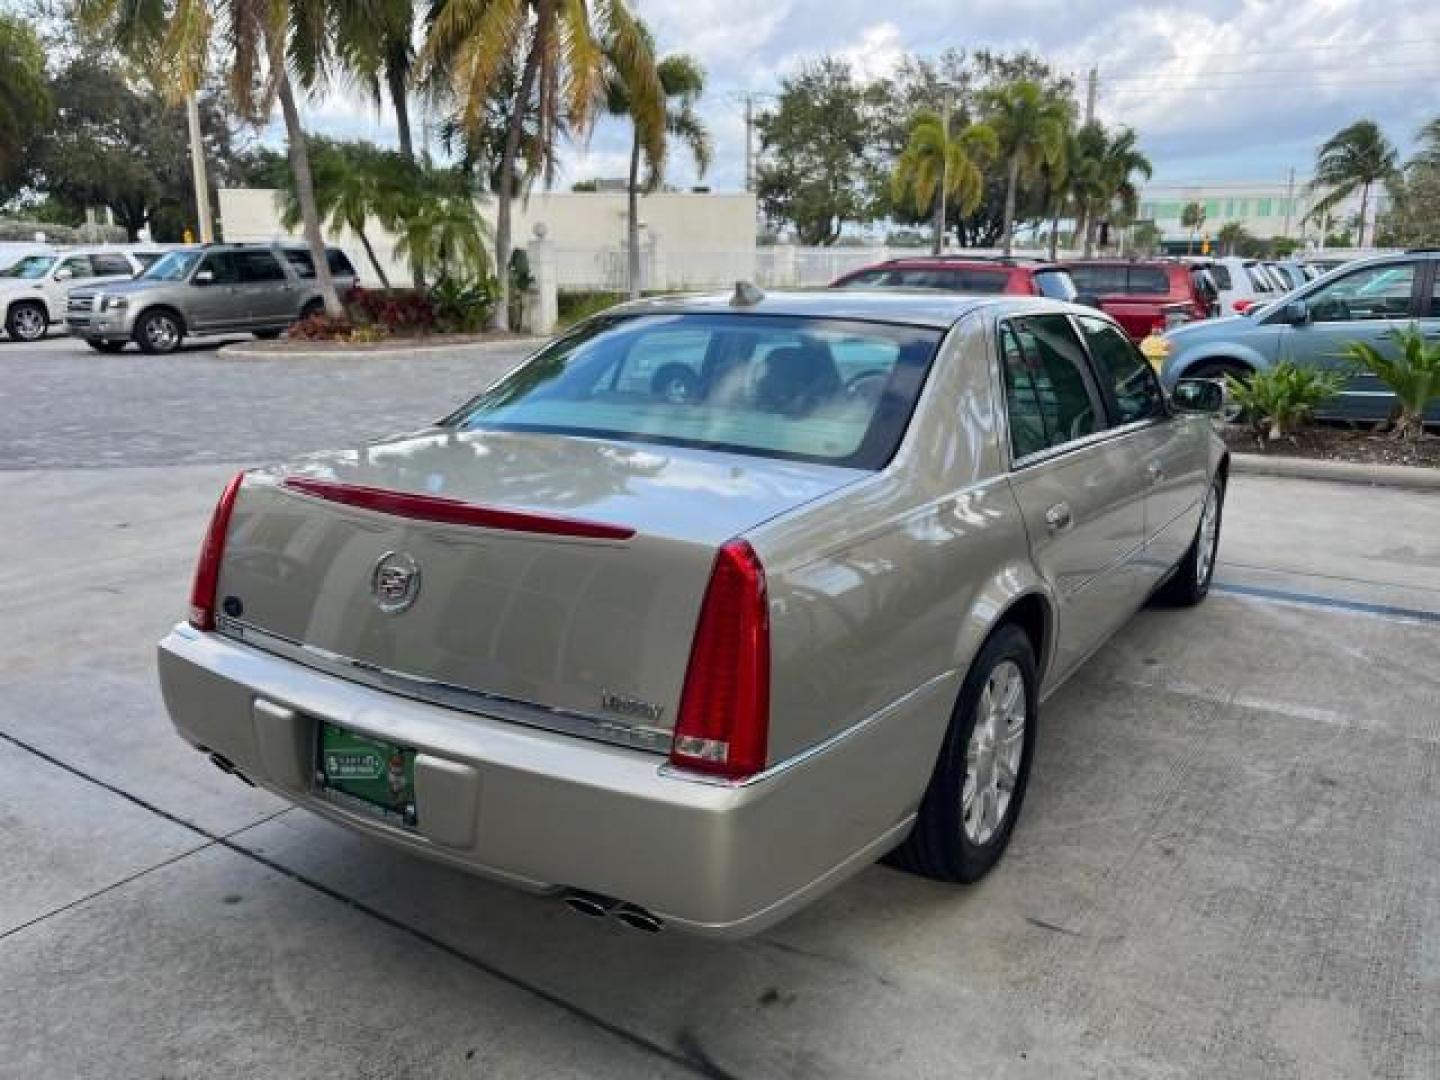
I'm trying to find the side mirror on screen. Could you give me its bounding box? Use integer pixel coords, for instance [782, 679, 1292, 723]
[194, 269, 215, 286]
[1172, 378, 1225, 414]
[1282, 300, 1309, 325]
[1075, 292, 1103, 310]
[54, 267, 73, 281]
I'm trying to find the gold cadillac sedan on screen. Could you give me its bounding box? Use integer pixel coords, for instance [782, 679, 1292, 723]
[158, 288, 1228, 937]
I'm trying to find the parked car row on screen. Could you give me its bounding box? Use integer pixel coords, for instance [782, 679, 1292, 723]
[1, 242, 358, 352]
[1153, 250, 1440, 423]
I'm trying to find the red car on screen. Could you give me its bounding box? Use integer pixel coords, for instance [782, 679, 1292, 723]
[831, 257, 1081, 301]
[1060, 260, 1219, 341]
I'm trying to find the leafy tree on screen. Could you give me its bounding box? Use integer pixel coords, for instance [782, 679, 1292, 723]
[1181, 201, 1206, 254]
[982, 80, 1070, 255]
[1308, 120, 1397, 248]
[85, 0, 350, 315]
[891, 109, 996, 253]
[1379, 166, 1440, 248]
[755, 57, 879, 245]
[27, 58, 240, 240]
[425, 0, 661, 330]
[1086, 124, 1150, 255]
[605, 39, 711, 298]
[392, 169, 492, 284]
[0, 15, 52, 202]
[1130, 220, 1162, 256]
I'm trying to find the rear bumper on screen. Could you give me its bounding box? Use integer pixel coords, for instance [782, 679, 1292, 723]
[157, 624, 941, 937]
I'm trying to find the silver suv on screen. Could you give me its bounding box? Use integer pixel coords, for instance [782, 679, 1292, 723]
[65, 243, 358, 354]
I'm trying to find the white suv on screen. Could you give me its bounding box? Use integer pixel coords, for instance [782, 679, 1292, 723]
[1207, 256, 1288, 315]
[0, 247, 168, 342]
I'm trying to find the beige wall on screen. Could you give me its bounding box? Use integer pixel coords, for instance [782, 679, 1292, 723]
[217, 188, 757, 287]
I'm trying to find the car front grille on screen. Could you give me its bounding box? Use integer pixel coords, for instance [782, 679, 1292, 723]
[67, 292, 98, 314]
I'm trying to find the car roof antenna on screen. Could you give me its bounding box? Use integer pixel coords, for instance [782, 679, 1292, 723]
[730, 281, 765, 307]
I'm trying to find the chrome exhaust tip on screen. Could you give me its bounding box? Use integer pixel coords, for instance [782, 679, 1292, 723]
[561, 891, 616, 919]
[611, 902, 664, 933]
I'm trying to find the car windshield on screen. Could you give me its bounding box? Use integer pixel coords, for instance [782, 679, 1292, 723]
[448, 313, 944, 468]
[142, 251, 201, 281]
[1, 255, 55, 279]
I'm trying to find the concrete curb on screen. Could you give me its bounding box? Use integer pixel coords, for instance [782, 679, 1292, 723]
[1231, 452, 1440, 491]
[217, 336, 543, 361]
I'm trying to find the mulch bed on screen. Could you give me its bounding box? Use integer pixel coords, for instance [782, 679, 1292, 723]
[1220, 423, 1440, 469]
[240, 330, 530, 353]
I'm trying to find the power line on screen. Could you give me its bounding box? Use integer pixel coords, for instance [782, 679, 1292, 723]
[1100, 75, 1431, 95]
[1100, 59, 1438, 82]
[1086, 35, 1440, 62]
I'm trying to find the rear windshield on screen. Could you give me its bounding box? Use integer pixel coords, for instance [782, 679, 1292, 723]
[1033, 269, 1078, 301]
[836, 266, 1009, 293]
[448, 313, 944, 468]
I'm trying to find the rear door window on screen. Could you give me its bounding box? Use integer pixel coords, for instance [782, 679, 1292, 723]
[92, 253, 134, 276]
[1069, 264, 1127, 294]
[1078, 315, 1167, 424]
[283, 249, 316, 278]
[1002, 314, 1104, 455]
[1307, 262, 1417, 322]
[234, 250, 286, 282]
[1209, 264, 1232, 290]
[1127, 266, 1170, 295]
[57, 255, 94, 280]
[327, 249, 356, 277]
[197, 252, 240, 283]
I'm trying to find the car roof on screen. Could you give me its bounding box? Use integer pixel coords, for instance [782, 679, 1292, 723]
[600, 288, 1089, 330]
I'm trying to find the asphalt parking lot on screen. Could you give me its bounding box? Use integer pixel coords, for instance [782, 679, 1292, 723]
[3, 334, 1438, 1078]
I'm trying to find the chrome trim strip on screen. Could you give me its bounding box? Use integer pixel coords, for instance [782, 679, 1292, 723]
[214, 617, 672, 754]
[659, 669, 957, 789]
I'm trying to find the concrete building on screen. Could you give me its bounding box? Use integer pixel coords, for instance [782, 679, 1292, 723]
[1136, 180, 1366, 247]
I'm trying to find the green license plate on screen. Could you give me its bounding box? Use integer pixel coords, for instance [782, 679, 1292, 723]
[316, 721, 418, 829]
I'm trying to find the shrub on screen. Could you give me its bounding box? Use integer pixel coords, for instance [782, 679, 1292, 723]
[344, 286, 436, 335]
[558, 290, 625, 327]
[288, 312, 357, 341]
[430, 275, 498, 333]
[1343, 325, 1440, 440]
[1226, 363, 1344, 441]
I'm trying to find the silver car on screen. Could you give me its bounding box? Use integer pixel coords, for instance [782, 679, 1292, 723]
[158, 289, 1228, 937]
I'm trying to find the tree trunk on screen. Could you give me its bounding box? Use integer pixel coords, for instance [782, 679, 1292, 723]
[627, 129, 642, 299]
[386, 59, 424, 291]
[1357, 181, 1370, 248]
[1002, 155, 1020, 256]
[277, 74, 343, 317]
[358, 226, 390, 288]
[492, 11, 547, 331]
[1047, 204, 1061, 260]
[931, 185, 945, 255]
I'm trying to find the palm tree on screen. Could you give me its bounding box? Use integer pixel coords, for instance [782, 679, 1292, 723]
[1216, 220, 1248, 256]
[392, 185, 492, 283]
[1409, 116, 1440, 171]
[982, 80, 1070, 255]
[1308, 120, 1397, 248]
[279, 141, 403, 287]
[1090, 125, 1151, 256]
[606, 45, 712, 298]
[335, 0, 419, 159]
[1067, 120, 1108, 258]
[892, 108, 998, 255]
[424, 0, 661, 329]
[1181, 201, 1206, 255]
[83, 0, 345, 316]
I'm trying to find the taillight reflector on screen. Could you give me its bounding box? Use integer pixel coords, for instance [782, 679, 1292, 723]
[189, 472, 246, 631]
[670, 540, 771, 780]
[281, 477, 634, 540]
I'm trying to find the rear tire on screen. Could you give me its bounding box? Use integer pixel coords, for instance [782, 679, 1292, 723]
[85, 339, 127, 353]
[6, 301, 48, 342]
[134, 309, 183, 354]
[1157, 474, 1225, 606]
[294, 300, 324, 326]
[891, 624, 1037, 883]
[253, 328, 283, 340]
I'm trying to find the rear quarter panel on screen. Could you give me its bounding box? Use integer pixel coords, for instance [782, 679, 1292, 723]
[748, 312, 1044, 787]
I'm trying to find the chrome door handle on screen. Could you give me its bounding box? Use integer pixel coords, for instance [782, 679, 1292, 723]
[1045, 502, 1073, 531]
[1146, 462, 1165, 484]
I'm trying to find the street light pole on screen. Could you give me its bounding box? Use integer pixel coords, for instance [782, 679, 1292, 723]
[186, 94, 214, 243]
[936, 95, 951, 255]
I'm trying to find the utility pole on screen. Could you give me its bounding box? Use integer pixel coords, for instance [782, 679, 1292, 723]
[1282, 166, 1296, 241]
[186, 94, 214, 243]
[743, 94, 754, 193]
[1084, 66, 1098, 125]
[935, 95, 952, 254]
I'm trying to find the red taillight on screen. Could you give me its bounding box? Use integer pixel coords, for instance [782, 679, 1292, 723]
[670, 540, 770, 780]
[1232, 299, 1254, 313]
[189, 472, 245, 631]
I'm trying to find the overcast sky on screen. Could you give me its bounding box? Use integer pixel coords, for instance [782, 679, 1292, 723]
[304, 0, 1439, 192]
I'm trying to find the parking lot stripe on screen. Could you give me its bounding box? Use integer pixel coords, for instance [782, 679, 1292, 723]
[1211, 581, 1440, 625]
[0, 728, 734, 1080]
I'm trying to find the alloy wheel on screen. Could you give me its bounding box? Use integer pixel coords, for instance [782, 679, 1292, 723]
[11, 306, 45, 340]
[1196, 482, 1221, 584]
[962, 659, 1027, 846]
[145, 315, 179, 351]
